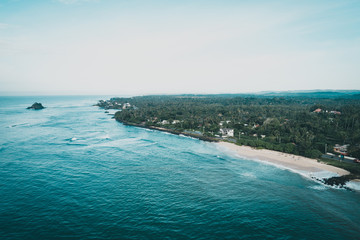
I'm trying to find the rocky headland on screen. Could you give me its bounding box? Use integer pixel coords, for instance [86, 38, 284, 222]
[27, 102, 45, 110]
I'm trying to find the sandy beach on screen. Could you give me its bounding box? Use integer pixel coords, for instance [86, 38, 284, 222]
[218, 141, 350, 177]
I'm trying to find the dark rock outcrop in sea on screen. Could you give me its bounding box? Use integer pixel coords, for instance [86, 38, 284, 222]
[322, 175, 353, 190]
[27, 102, 45, 110]
[307, 175, 351, 190]
[310, 175, 354, 190]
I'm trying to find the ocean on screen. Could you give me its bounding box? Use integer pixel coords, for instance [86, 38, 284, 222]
[0, 96, 359, 239]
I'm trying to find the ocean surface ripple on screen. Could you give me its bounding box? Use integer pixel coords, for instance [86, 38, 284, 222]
[0, 96, 359, 239]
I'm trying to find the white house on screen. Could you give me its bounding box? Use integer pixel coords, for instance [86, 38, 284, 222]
[334, 144, 349, 155]
[122, 103, 131, 109]
[219, 120, 231, 126]
[219, 128, 234, 137]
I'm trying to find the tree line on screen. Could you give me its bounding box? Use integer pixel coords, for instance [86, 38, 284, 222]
[98, 95, 360, 159]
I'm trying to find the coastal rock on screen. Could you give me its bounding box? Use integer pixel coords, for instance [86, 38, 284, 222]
[27, 102, 45, 110]
[322, 175, 353, 190]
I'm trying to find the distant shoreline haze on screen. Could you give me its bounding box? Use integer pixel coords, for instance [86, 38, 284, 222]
[0, 89, 359, 97]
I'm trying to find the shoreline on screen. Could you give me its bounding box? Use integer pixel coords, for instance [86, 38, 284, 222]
[118, 120, 351, 177]
[113, 117, 358, 188]
[118, 120, 220, 142]
[217, 141, 350, 178]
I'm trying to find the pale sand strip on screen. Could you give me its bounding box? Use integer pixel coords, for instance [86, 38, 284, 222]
[218, 141, 349, 176]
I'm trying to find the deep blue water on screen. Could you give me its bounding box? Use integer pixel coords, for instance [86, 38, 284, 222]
[0, 96, 359, 239]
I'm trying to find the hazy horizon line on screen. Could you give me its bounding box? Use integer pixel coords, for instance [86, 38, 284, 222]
[1, 89, 359, 97]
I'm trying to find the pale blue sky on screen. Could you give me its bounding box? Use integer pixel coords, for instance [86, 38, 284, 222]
[1, 0, 359, 95]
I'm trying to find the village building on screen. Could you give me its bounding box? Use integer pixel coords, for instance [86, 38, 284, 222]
[333, 144, 349, 155]
[219, 120, 231, 126]
[330, 110, 341, 115]
[219, 128, 234, 137]
[122, 103, 131, 109]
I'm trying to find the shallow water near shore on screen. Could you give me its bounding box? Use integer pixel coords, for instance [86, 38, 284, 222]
[1, 96, 360, 239]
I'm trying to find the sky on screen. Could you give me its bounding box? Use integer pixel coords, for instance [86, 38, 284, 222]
[0, 0, 359, 95]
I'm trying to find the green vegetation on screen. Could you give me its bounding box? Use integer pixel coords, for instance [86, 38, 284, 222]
[319, 157, 360, 176]
[97, 93, 360, 162]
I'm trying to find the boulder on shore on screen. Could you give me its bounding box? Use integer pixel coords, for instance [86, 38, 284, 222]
[27, 102, 45, 110]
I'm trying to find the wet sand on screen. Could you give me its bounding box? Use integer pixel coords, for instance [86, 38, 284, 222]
[218, 141, 349, 176]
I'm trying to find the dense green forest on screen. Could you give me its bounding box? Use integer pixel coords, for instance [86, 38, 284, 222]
[97, 92, 360, 159]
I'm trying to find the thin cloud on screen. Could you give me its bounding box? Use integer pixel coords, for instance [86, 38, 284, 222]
[1, 0, 359, 95]
[0, 23, 9, 29]
[56, 0, 99, 4]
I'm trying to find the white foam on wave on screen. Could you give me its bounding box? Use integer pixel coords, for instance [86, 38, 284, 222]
[242, 172, 257, 179]
[71, 137, 77, 141]
[105, 110, 118, 115]
[242, 158, 348, 190]
[346, 181, 360, 191]
[179, 134, 197, 140]
[90, 137, 141, 148]
[308, 171, 339, 180]
[308, 185, 330, 191]
[250, 157, 341, 182]
[214, 143, 344, 188]
[8, 122, 29, 128]
[161, 132, 172, 135]
[99, 134, 110, 140]
[137, 142, 157, 147]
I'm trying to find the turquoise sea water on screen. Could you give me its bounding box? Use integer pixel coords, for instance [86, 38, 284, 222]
[0, 96, 359, 239]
